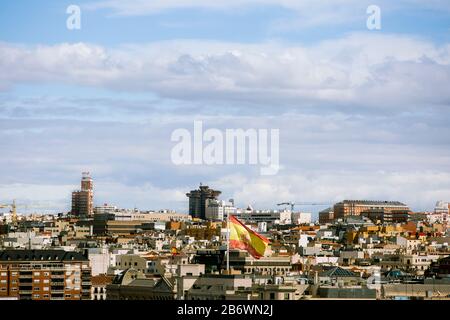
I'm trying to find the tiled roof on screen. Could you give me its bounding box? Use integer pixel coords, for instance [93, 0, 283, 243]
[91, 274, 114, 286]
[320, 267, 358, 278]
[0, 249, 88, 262]
[340, 200, 407, 206]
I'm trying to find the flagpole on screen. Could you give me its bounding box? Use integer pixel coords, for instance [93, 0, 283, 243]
[226, 212, 230, 274]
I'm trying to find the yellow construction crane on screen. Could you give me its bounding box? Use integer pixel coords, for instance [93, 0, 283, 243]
[1, 200, 58, 224]
[0, 200, 18, 224]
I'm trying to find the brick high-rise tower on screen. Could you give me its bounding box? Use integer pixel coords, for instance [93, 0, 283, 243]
[71, 172, 94, 217]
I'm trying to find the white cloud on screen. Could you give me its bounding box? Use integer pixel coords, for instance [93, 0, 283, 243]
[0, 184, 73, 213]
[94, 181, 187, 210]
[218, 170, 450, 214]
[0, 181, 188, 214]
[2, 32, 450, 215]
[1, 34, 450, 109]
[3, 109, 449, 214]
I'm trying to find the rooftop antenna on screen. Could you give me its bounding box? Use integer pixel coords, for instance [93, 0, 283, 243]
[28, 230, 32, 250]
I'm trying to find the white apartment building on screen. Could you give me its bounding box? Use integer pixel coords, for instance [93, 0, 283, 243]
[88, 247, 111, 276]
[400, 254, 440, 275]
[115, 254, 153, 274]
[236, 208, 291, 225]
[430, 201, 449, 224]
[113, 211, 190, 222]
[292, 212, 312, 225]
[395, 236, 422, 250]
[94, 204, 191, 222]
[205, 199, 236, 221]
[94, 204, 118, 214]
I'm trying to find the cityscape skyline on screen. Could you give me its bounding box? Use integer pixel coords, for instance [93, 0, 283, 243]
[1, 172, 448, 222]
[2, 0, 450, 306]
[1, 176, 450, 301]
[1, 2, 450, 215]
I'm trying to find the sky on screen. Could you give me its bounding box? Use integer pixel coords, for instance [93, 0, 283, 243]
[1, 0, 450, 218]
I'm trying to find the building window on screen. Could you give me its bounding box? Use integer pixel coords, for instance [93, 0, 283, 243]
[270, 293, 275, 300]
[284, 293, 290, 300]
[34, 294, 40, 299]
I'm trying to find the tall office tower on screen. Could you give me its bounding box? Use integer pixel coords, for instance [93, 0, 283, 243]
[71, 172, 94, 217]
[186, 184, 221, 220]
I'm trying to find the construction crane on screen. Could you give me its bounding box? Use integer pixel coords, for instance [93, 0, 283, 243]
[277, 201, 330, 212]
[0, 200, 18, 224]
[0, 200, 51, 224]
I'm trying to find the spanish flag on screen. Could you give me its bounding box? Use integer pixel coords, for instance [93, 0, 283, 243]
[229, 215, 270, 259]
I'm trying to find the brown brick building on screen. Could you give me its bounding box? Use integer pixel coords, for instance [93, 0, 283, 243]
[319, 207, 335, 224]
[333, 200, 410, 221]
[71, 172, 94, 217]
[0, 250, 91, 300]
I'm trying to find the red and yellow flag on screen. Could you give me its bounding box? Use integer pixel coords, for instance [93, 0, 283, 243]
[229, 215, 270, 259]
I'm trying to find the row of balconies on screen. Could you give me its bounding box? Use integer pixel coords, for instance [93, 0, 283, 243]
[15, 271, 65, 278]
[12, 265, 65, 270]
[19, 290, 32, 294]
[51, 290, 65, 294]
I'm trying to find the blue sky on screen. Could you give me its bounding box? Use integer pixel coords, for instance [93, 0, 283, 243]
[1, 0, 450, 217]
[2, 0, 450, 45]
